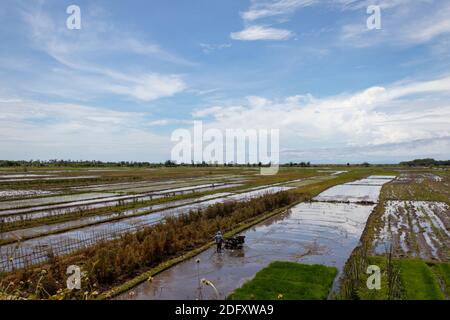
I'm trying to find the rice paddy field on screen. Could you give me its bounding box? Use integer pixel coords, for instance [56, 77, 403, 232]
[0, 165, 448, 300]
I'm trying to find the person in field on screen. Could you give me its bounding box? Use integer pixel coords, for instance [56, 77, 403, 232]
[214, 230, 224, 253]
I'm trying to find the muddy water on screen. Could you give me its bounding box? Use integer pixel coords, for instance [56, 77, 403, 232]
[118, 202, 375, 300]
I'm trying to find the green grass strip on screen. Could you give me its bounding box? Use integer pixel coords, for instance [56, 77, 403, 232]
[228, 261, 337, 300]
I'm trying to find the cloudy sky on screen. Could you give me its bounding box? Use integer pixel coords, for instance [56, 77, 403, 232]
[0, 0, 449, 163]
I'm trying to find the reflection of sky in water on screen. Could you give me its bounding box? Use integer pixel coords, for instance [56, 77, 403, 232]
[119, 202, 376, 300]
[1, 183, 240, 222]
[0, 185, 292, 269]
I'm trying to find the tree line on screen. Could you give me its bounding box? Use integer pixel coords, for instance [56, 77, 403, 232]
[399, 158, 450, 167]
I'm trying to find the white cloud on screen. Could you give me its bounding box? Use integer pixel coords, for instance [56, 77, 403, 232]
[231, 25, 294, 41]
[0, 97, 170, 161]
[192, 106, 224, 118]
[192, 75, 450, 161]
[106, 74, 187, 102]
[242, 0, 317, 21]
[283, 137, 450, 163]
[232, 0, 313, 41]
[334, 0, 432, 10]
[18, 2, 188, 102]
[198, 43, 232, 54]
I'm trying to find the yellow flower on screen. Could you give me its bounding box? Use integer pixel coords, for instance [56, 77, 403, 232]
[277, 293, 284, 300]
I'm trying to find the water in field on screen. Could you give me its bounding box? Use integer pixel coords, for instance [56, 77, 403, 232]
[373, 200, 450, 261]
[0, 186, 291, 271]
[118, 202, 375, 300]
[0, 192, 119, 211]
[117, 176, 391, 300]
[313, 176, 394, 203]
[0, 192, 233, 240]
[0, 174, 55, 179]
[0, 190, 55, 199]
[0, 183, 241, 222]
[0, 176, 99, 182]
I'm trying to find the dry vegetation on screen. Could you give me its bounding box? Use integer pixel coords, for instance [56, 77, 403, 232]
[0, 191, 303, 299]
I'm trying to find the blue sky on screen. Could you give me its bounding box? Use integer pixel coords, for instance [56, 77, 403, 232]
[1, 0, 450, 163]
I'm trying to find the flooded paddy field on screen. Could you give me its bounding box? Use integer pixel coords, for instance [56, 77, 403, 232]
[313, 176, 394, 204]
[0, 174, 56, 179]
[118, 202, 376, 300]
[0, 192, 234, 240]
[0, 186, 292, 271]
[71, 175, 246, 193]
[0, 176, 99, 182]
[372, 201, 450, 261]
[369, 172, 450, 262]
[0, 192, 119, 211]
[0, 190, 55, 200]
[118, 176, 391, 300]
[340, 171, 450, 300]
[0, 183, 240, 223]
[4, 167, 426, 300]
